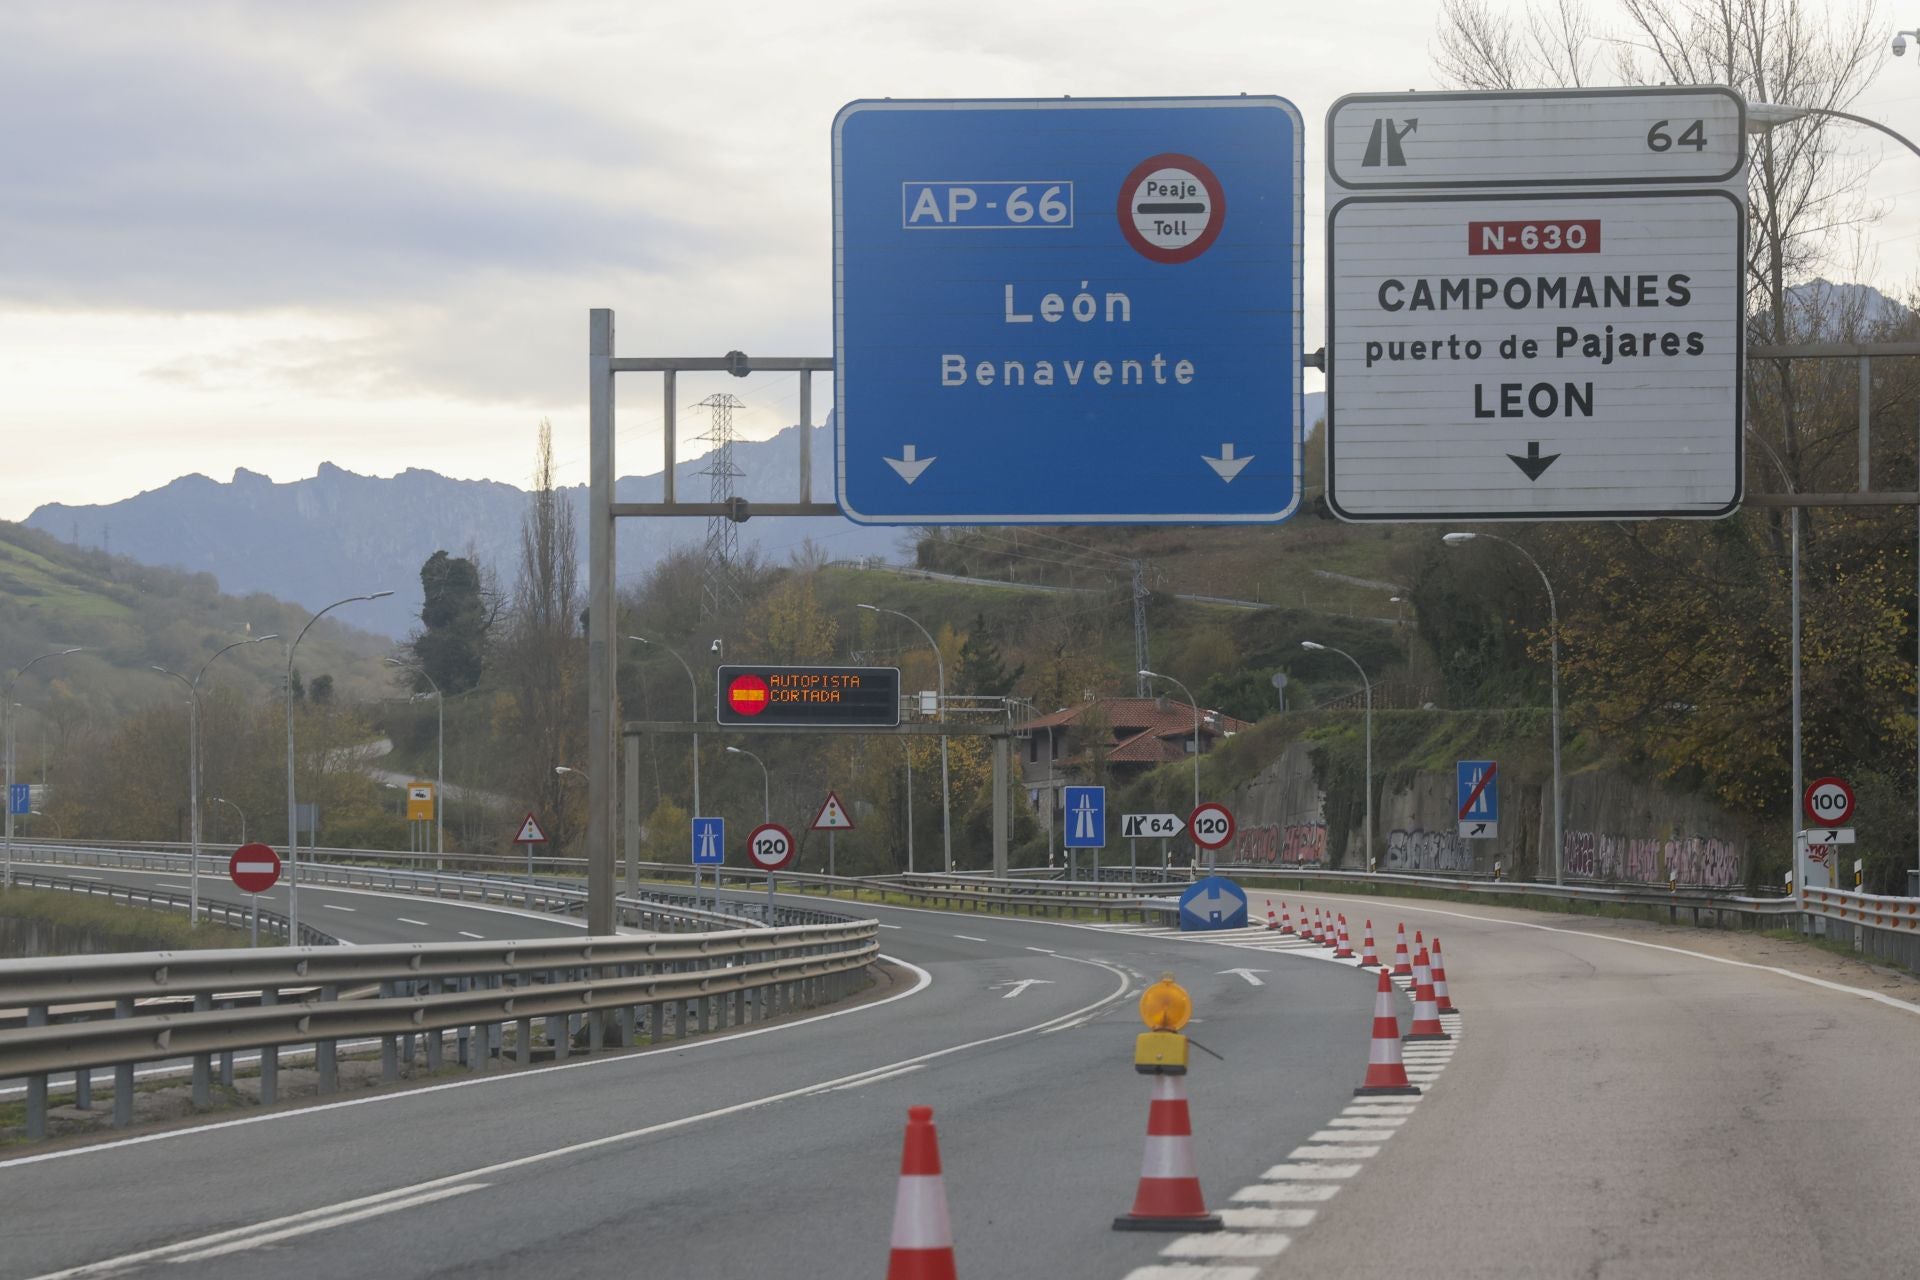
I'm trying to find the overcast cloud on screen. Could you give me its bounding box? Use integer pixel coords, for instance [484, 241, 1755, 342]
[1, 0, 1914, 517]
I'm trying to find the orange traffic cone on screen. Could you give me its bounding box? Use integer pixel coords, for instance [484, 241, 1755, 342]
[1314, 909, 1330, 945]
[1390, 923, 1414, 977]
[1113, 1075, 1223, 1232]
[1332, 915, 1354, 959]
[1406, 948, 1449, 1041]
[1355, 968, 1420, 1096]
[1358, 919, 1381, 968]
[1280, 904, 1295, 935]
[887, 1106, 958, 1280]
[1431, 936, 1457, 1012]
[1265, 899, 1280, 931]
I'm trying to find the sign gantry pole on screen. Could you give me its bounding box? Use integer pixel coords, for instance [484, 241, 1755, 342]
[587, 310, 617, 937]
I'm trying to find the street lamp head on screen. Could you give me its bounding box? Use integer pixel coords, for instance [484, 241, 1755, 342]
[1745, 101, 1811, 131]
[1300, 641, 1325, 652]
[725, 746, 745, 756]
[627, 635, 651, 645]
[369, 590, 395, 601]
[1137, 668, 1157, 679]
[554, 766, 575, 776]
[1442, 532, 1477, 545]
[709, 638, 723, 655]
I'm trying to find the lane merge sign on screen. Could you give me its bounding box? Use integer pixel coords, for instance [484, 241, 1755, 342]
[1188, 802, 1236, 851]
[229, 843, 281, 894]
[1121, 812, 1186, 839]
[834, 96, 1305, 524]
[1457, 759, 1499, 839]
[1324, 86, 1746, 521]
[1803, 777, 1855, 827]
[1063, 786, 1106, 849]
[746, 822, 795, 873]
[692, 816, 725, 866]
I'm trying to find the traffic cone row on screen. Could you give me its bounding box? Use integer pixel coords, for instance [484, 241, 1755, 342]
[887, 1107, 958, 1279]
[1405, 949, 1449, 1040]
[1357, 919, 1380, 968]
[1431, 936, 1456, 1012]
[1390, 922, 1413, 976]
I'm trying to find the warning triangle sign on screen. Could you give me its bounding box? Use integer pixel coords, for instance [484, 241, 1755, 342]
[514, 812, 548, 843]
[810, 790, 855, 831]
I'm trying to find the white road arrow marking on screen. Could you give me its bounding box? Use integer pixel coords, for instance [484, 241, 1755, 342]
[1218, 968, 1268, 987]
[1203, 442, 1253, 483]
[885, 444, 936, 484]
[991, 979, 1055, 999]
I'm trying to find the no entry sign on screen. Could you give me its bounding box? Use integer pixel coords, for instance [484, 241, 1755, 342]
[229, 843, 281, 894]
[1803, 777, 1855, 827]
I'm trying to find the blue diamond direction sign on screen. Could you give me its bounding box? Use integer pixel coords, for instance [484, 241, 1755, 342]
[1457, 759, 1499, 839]
[691, 816, 725, 866]
[1178, 875, 1249, 932]
[833, 96, 1304, 524]
[1063, 785, 1106, 849]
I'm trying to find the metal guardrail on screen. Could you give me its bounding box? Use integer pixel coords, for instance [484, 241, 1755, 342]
[0, 920, 880, 1139]
[6, 872, 338, 947]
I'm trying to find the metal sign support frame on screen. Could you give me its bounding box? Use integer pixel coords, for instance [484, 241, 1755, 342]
[589, 311, 842, 933]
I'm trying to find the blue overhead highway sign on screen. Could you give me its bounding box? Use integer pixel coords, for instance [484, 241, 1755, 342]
[833, 96, 1304, 524]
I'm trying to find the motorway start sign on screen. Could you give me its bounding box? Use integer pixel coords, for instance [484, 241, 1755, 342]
[715, 665, 901, 728]
[1121, 812, 1186, 839]
[833, 97, 1304, 524]
[1188, 802, 1236, 851]
[746, 822, 795, 872]
[1804, 777, 1855, 827]
[1063, 786, 1106, 849]
[1324, 87, 1746, 521]
[229, 843, 281, 894]
[692, 816, 725, 866]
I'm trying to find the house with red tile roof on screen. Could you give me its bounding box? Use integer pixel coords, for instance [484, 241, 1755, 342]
[1015, 696, 1253, 793]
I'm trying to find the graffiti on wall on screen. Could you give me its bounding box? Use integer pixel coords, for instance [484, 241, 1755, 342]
[1226, 821, 1328, 866]
[1561, 831, 1741, 887]
[1383, 828, 1474, 873]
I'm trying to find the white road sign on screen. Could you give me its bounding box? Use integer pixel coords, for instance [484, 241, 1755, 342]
[1121, 812, 1186, 839]
[1327, 87, 1746, 190]
[1327, 190, 1743, 518]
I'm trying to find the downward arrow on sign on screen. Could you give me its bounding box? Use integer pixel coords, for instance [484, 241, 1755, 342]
[1508, 441, 1560, 481]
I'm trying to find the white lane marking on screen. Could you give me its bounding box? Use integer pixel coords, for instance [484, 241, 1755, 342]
[876, 923, 902, 929]
[1217, 968, 1267, 987]
[0, 954, 934, 1174]
[811, 1063, 926, 1094]
[1327, 1116, 1406, 1128]
[952, 934, 988, 942]
[322, 904, 356, 913]
[1283, 891, 1920, 1018]
[396, 917, 430, 927]
[1310, 1128, 1396, 1143]
[153, 881, 187, 889]
[1220, 1208, 1316, 1229]
[991, 979, 1054, 999]
[1161, 1233, 1290, 1258]
[1258, 1163, 1362, 1180]
[71, 875, 103, 881]
[1341, 1106, 1416, 1118]
[1287, 1144, 1380, 1160]
[25, 1183, 489, 1279]
[1025, 946, 1056, 954]
[1231, 1183, 1341, 1203]
[23, 958, 1131, 1280]
[168, 1184, 488, 1264]
[458, 931, 484, 940]
[1123, 1266, 1261, 1280]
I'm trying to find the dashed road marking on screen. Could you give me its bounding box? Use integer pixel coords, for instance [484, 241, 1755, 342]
[953, 934, 988, 942]
[397, 917, 429, 927]
[458, 931, 484, 940]
[322, 904, 356, 913]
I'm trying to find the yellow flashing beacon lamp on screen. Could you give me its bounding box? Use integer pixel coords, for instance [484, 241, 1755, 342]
[1134, 973, 1193, 1074]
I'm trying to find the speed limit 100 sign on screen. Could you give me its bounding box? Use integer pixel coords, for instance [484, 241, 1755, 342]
[1803, 777, 1855, 827]
[746, 822, 795, 872]
[1188, 803, 1236, 851]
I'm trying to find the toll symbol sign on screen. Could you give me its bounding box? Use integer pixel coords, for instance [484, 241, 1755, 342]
[1119, 153, 1225, 264]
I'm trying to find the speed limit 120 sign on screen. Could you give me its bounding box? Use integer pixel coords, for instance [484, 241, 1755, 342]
[746, 822, 795, 872]
[1803, 777, 1855, 827]
[1188, 803, 1236, 851]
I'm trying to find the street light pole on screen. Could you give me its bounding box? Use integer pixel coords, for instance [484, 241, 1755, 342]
[211, 796, 246, 845]
[385, 659, 445, 871]
[1444, 532, 1561, 883]
[27, 810, 61, 838]
[630, 636, 701, 901]
[726, 746, 770, 823]
[156, 634, 277, 925]
[859, 604, 950, 871]
[286, 592, 391, 938]
[1138, 667, 1204, 847]
[1301, 642, 1373, 873]
[4, 647, 87, 889]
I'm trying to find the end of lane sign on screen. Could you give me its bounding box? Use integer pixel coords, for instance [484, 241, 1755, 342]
[833, 96, 1304, 525]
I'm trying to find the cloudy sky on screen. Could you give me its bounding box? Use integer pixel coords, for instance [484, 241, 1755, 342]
[2, 0, 1914, 520]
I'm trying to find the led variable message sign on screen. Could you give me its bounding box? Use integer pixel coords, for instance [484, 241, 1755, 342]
[714, 665, 902, 728]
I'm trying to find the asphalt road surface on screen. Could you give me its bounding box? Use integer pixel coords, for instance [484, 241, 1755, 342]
[0, 883, 1387, 1280]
